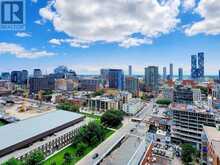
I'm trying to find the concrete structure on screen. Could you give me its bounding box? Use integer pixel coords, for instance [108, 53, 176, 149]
[122, 98, 143, 115]
[144, 66, 159, 91]
[202, 126, 220, 165]
[0, 111, 85, 162]
[87, 96, 120, 112]
[171, 103, 216, 149]
[192, 88, 202, 103]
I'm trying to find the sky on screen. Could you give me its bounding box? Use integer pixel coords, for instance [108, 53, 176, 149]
[0, 0, 220, 75]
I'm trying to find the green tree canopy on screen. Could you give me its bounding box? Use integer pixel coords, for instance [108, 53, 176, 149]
[101, 109, 123, 128]
[25, 150, 45, 165]
[156, 99, 172, 105]
[75, 142, 87, 157]
[2, 157, 22, 165]
[181, 143, 196, 164]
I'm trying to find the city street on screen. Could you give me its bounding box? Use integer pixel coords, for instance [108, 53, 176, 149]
[76, 100, 154, 165]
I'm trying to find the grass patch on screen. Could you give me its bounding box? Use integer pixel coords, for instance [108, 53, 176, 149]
[43, 129, 114, 165]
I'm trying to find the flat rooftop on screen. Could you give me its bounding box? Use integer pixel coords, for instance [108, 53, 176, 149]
[170, 103, 214, 114]
[0, 110, 84, 152]
[203, 126, 220, 156]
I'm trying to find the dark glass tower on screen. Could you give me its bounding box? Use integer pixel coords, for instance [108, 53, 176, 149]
[191, 55, 197, 79]
[198, 52, 204, 78]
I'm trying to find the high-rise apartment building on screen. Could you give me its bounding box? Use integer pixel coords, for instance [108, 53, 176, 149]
[191, 52, 205, 80]
[144, 66, 159, 91]
[163, 67, 167, 81]
[128, 65, 132, 76]
[198, 52, 204, 78]
[178, 68, 183, 81]
[1, 72, 10, 81]
[125, 76, 139, 96]
[170, 63, 173, 80]
[191, 55, 197, 79]
[33, 69, 42, 78]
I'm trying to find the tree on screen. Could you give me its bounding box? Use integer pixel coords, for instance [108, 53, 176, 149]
[72, 122, 105, 147]
[50, 162, 57, 165]
[56, 102, 79, 112]
[92, 89, 105, 97]
[3, 158, 22, 165]
[156, 99, 172, 106]
[63, 152, 72, 165]
[75, 142, 87, 157]
[101, 109, 123, 128]
[181, 144, 196, 164]
[25, 151, 45, 165]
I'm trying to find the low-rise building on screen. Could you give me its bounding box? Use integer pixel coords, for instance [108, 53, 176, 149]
[202, 126, 220, 165]
[122, 98, 143, 115]
[0, 110, 85, 163]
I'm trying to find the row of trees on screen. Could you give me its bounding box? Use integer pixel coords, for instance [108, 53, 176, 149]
[156, 99, 172, 106]
[3, 151, 44, 165]
[56, 102, 80, 113]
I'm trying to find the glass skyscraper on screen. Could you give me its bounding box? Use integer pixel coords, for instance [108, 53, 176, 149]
[108, 69, 125, 90]
[191, 55, 197, 79]
[191, 52, 205, 80]
[198, 52, 204, 78]
[178, 68, 183, 81]
[144, 66, 159, 91]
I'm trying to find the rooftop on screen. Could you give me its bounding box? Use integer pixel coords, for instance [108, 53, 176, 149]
[203, 126, 220, 156]
[0, 110, 84, 152]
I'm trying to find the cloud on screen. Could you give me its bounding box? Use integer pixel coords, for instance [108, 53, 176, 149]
[16, 32, 31, 38]
[0, 42, 55, 58]
[34, 20, 44, 25]
[182, 0, 196, 11]
[49, 39, 61, 45]
[185, 0, 220, 36]
[31, 0, 37, 3]
[119, 37, 152, 48]
[39, 0, 181, 48]
[49, 38, 90, 48]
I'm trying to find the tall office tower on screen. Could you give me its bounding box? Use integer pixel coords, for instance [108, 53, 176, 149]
[163, 67, 167, 81]
[33, 69, 42, 78]
[11, 71, 22, 84]
[178, 68, 183, 81]
[108, 69, 125, 90]
[191, 55, 197, 79]
[21, 70, 28, 84]
[144, 66, 159, 91]
[219, 70, 220, 80]
[169, 63, 173, 80]
[198, 52, 204, 78]
[54, 65, 68, 74]
[128, 65, 132, 76]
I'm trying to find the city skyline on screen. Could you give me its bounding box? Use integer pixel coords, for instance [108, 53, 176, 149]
[0, 0, 220, 75]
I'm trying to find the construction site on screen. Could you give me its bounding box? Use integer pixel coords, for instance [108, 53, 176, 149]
[0, 95, 56, 121]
